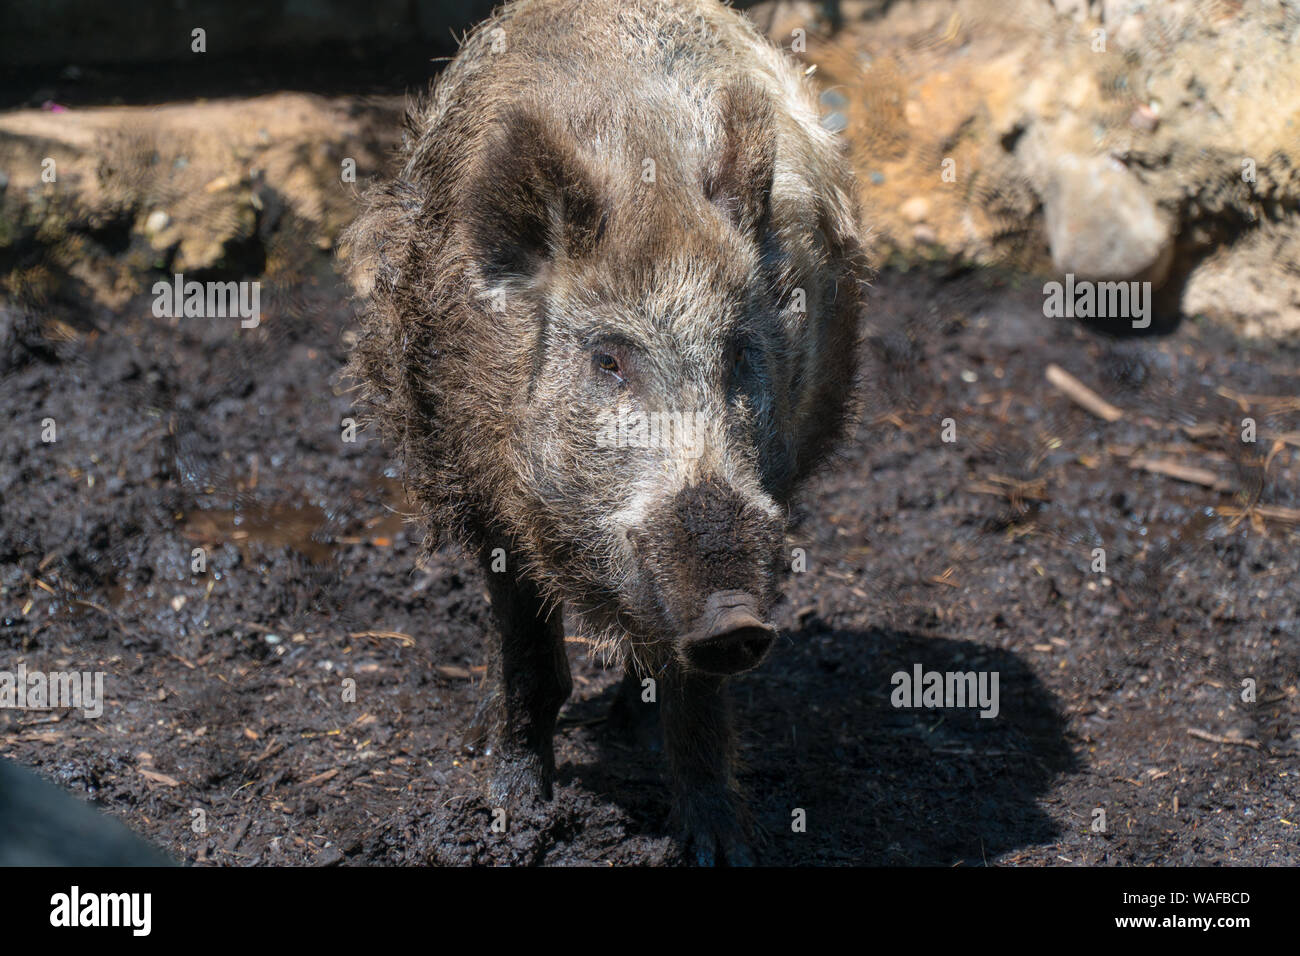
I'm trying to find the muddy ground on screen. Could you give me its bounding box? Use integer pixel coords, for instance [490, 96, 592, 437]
[1, 252, 1296, 865]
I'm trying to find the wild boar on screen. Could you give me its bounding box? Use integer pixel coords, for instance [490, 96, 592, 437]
[343, 0, 867, 864]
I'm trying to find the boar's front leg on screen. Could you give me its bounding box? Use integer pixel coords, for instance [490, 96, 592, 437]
[480, 546, 571, 804]
[661, 663, 754, 866]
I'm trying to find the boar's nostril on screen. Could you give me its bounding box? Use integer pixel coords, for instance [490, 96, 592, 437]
[723, 624, 774, 661]
[682, 623, 775, 676]
[681, 591, 776, 676]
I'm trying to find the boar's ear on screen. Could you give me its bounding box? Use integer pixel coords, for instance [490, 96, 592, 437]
[705, 81, 777, 238]
[462, 109, 608, 281]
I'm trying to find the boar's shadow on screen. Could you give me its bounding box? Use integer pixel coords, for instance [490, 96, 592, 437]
[559, 622, 1077, 865]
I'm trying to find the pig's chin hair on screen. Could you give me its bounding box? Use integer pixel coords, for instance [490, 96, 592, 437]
[519, 544, 672, 675]
[559, 602, 647, 671]
[500, 524, 649, 671]
[533, 486, 657, 668]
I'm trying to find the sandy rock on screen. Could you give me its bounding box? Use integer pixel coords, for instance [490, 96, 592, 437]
[900, 196, 931, 224]
[1183, 221, 1300, 339]
[1040, 152, 1173, 282]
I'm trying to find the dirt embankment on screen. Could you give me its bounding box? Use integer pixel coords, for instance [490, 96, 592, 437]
[3, 1, 1300, 341]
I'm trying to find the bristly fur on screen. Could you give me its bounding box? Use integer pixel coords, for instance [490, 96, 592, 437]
[342, 0, 867, 654]
[340, 0, 869, 859]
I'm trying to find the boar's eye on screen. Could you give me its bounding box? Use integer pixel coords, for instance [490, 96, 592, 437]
[730, 344, 754, 378]
[595, 352, 625, 382]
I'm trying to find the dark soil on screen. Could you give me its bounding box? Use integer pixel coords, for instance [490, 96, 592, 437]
[1, 261, 1296, 866]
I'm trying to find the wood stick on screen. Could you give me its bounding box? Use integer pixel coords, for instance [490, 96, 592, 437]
[1187, 728, 1260, 750]
[1128, 457, 1234, 492]
[1218, 503, 1300, 524]
[1045, 364, 1124, 422]
[348, 630, 415, 647]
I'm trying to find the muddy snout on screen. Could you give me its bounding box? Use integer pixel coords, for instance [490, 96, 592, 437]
[681, 589, 776, 675]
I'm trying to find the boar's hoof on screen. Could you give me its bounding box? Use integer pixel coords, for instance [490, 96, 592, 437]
[683, 823, 756, 868]
[681, 590, 777, 676]
[676, 789, 755, 867]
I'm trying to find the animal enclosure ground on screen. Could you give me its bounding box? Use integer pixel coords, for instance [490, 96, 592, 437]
[2, 262, 1296, 865]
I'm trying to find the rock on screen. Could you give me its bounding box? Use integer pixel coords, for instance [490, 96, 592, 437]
[900, 196, 930, 223]
[1041, 153, 1174, 284]
[1182, 221, 1300, 339]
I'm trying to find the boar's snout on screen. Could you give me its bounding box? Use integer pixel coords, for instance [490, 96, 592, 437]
[681, 590, 776, 676]
[627, 478, 782, 673]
